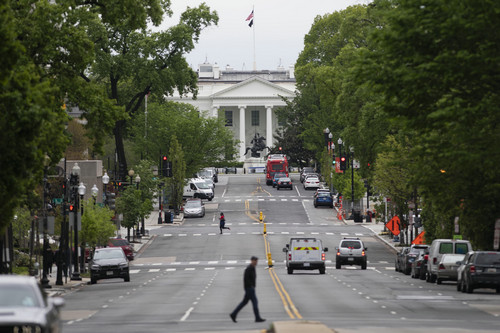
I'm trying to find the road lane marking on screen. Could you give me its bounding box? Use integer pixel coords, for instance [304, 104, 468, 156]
[180, 307, 194, 321]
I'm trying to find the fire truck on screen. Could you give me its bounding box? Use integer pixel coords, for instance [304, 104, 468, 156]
[265, 154, 289, 185]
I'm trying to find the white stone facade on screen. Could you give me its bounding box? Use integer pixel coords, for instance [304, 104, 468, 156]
[167, 63, 296, 162]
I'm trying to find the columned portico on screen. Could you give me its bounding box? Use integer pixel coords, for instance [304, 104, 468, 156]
[265, 105, 273, 155]
[239, 105, 246, 161]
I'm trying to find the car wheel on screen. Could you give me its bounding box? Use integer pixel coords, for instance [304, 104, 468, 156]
[287, 267, 293, 275]
[436, 278, 442, 285]
[208, 198, 212, 201]
[124, 274, 130, 282]
[430, 273, 437, 283]
[457, 280, 462, 292]
[426, 272, 431, 282]
[466, 279, 473, 293]
[419, 271, 426, 280]
[361, 262, 367, 270]
[336, 262, 341, 269]
[461, 280, 466, 293]
[330, 204, 333, 208]
[319, 267, 326, 274]
[277, 187, 280, 190]
[90, 277, 97, 284]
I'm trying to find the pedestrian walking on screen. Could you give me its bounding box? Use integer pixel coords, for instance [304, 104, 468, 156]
[230, 256, 265, 323]
[219, 212, 230, 234]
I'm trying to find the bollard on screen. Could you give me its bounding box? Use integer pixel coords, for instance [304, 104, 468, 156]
[267, 252, 273, 267]
[259, 211, 263, 223]
[263, 223, 267, 234]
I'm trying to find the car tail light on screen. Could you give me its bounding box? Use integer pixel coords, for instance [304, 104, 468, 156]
[417, 261, 421, 267]
[439, 264, 445, 270]
[322, 253, 326, 261]
[469, 265, 476, 273]
[361, 250, 365, 256]
[433, 257, 437, 264]
[424, 254, 428, 260]
[288, 253, 292, 261]
[336, 251, 341, 256]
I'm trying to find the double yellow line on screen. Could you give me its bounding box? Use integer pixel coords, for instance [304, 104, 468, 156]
[263, 227, 302, 319]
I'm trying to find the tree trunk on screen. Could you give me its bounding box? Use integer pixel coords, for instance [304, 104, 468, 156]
[113, 119, 128, 181]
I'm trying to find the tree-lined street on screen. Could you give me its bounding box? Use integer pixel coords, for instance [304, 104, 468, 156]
[60, 174, 500, 332]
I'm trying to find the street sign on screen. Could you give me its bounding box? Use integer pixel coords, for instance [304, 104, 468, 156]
[386, 216, 401, 236]
[494, 218, 500, 250]
[411, 231, 426, 245]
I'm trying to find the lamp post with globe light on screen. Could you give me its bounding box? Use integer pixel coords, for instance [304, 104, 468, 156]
[134, 174, 142, 237]
[102, 172, 110, 206]
[70, 163, 85, 281]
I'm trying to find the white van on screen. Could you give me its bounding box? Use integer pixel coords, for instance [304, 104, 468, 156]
[426, 238, 472, 283]
[183, 178, 214, 201]
[283, 238, 328, 274]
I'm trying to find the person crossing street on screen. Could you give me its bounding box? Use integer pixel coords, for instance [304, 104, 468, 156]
[230, 256, 266, 323]
[219, 212, 230, 234]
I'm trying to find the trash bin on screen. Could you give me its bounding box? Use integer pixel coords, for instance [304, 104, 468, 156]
[354, 210, 363, 223]
[165, 211, 173, 224]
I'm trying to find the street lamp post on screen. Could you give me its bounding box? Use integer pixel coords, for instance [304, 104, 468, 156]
[135, 174, 142, 237]
[102, 172, 110, 206]
[350, 146, 355, 220]
[77, 182, 86, 274]
[337, 138, 343, 205]
[91, 184, 99, 205]
[41, 170, 51, 289]
[71, 163, 84, 281]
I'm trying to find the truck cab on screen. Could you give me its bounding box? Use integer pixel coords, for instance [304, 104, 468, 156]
[283, 238, 328, 274]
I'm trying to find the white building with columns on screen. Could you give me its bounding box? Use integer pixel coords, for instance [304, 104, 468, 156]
[167, 63, 296, 167]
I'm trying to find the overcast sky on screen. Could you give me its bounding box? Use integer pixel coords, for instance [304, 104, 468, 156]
[158, 0, 367, 71]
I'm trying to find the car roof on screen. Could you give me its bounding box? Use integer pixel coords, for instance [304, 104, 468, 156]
[0, 275, 38, 285]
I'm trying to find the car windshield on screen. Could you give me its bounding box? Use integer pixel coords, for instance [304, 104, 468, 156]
[95, 250, 125, 260]
[109, 239, 129, 246]
[198, 170, 211, 178]
[280, 178, 290, 182]
[317, 192, 330, 197]
[341, 241, 361, 249]
[274, 173, 286, 178]
[476, 253, 500, 265]
[185, 201, 202, 208]
[0, 284, 40, 307]
[307, 177, 319, 181]
[196, 182, 210, 189]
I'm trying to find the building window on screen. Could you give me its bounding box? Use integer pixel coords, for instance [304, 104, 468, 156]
[251, 110, 259, 126]
[225, 111, 233, 126]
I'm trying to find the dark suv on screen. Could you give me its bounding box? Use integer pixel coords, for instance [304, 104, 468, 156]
[457, 251, 500, 293]
[336, 237, 367, 269]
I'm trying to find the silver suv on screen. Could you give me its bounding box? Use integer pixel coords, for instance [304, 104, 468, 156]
[336, 237, 367, 269]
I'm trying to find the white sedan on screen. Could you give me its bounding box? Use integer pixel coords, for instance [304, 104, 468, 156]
[303, 176, 320, 189]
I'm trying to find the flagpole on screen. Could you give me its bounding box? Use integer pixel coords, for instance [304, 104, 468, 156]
[252, 6, 256, 71]
[252, 6, 257, 71]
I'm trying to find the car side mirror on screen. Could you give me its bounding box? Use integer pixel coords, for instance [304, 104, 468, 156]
[323, 247, 328, 252]
[364, 247, 368, 251]
[283, 247, 288, 252]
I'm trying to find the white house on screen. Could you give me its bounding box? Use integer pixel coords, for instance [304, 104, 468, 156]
[167, 63, 296, 167]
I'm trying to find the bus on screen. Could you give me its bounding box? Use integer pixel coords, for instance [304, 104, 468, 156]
[266, 154, 289, 185]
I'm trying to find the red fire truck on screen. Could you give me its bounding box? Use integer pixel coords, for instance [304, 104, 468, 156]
[265, 154, 289, 185]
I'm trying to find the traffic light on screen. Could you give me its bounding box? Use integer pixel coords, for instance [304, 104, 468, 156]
[340, 155, 347, 171]
[332, 154, 336, 166]
[107, 192, 116, 210]
[69, 204, 75, 212]
[161, 156, 173, 177]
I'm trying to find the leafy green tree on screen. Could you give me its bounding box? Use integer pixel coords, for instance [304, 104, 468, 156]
[80, 199, 116, 249]
[164, 136, 186, 213]
[1, 1, 70, 237]
[116, 187, 142, 242]
[131, 101, 237, 177]
[364, 0, 500, 248]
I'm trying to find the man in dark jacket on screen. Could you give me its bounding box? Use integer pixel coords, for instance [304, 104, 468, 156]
[230, 256, 265, 323]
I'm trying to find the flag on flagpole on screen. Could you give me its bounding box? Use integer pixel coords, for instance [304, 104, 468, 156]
[246, 10, 254, 27]
[246, 10, 254, 21]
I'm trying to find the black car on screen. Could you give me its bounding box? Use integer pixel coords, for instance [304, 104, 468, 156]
[89, 247, 130, 284]
[411, 253, 429, 280]
[403, 245, 429, 275]
[395, 247, 409, 273]
[0, 275, 64, 332]
[458, 251, 500, 293]
[276, 177, 293, 190]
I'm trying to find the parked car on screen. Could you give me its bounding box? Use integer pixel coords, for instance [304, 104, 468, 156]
[283, 238, 328, 274]
[313, 192, 334, 208]
[0, 275, 64, 332]
[183, 198, 205, 217]
[300, 167, 315, 183]
[89, 247, 130, 284]
[402, 245, 429, 275]
[426, 239, 472, 283]
[272, 172, 287, 187]
[395, 247, 410, 273]
[107, 237, 134, 260]
[457, 251, 500, 293]
[436, 253, 465, 284]
[276, 177, 293, 190]
[336, 237, 367, 269]
[303, 175, 320, 190]
[411, 252, 429, 280]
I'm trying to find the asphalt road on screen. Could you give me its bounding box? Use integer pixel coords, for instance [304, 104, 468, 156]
[61, 174, 500, 333]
